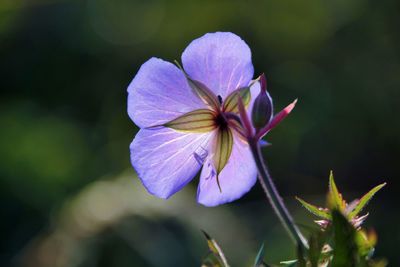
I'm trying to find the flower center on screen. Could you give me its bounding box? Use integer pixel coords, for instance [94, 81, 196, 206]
[215, 112, 228, 130]
[160, 82, 252, 192]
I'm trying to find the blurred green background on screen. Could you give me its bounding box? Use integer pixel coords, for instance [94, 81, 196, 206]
[1, 0, 399, 266]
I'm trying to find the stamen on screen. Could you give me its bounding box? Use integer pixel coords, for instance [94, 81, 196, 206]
[218, 95, 223, 104]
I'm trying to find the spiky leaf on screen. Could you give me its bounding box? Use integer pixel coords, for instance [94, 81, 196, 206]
[254, 243, 265, 267]
[296, 197, 331, 220]
[348, 183, 386, 219]
[202, 255, 224, 267]
[202, 231, 229, 267]
[328, 172, 346, 212]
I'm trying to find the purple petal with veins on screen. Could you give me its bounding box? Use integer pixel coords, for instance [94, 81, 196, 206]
[197, 133, 257, 207]
[182, 32, 254, 99]
[130, 127, 213, 199]
[128, 57, 205, 128]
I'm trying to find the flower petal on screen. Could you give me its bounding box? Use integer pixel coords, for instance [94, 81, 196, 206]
[181, 32, 254, 99]
[247, 81, 262, 118]
[197, 134, 257, 207]
[130, 127, 213, 198]
[186, 76, 221, 110]
[127, 57, 205, 128]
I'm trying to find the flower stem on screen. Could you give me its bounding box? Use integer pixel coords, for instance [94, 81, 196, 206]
[249, 139, 309, 250]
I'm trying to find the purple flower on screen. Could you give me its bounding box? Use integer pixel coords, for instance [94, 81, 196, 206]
[128, 32, 293, 206]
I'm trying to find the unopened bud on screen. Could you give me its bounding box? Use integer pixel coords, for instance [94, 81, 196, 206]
[251, 74, 273, 130]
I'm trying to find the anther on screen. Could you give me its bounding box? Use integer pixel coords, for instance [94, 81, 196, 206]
[217, 95, 223, 104]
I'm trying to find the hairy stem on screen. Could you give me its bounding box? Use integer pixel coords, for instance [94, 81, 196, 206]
[249, 139, 308, 250]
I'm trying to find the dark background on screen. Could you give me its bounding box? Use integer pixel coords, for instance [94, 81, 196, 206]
[1, 0, 399, 266]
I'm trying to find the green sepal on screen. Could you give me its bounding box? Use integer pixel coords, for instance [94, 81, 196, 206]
[174, 60, 220, 110]
[213, 128, 233, 192]
[187, 77, 221, 110]
[223, 87, 251, 113]
[164, 109, 216, 133]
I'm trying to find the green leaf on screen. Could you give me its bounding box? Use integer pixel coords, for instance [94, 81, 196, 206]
[330, 210, 358, 267]
[348, 183, 386, 219]
[366, 259, 388, 267]
[307, 232, 327, 267]
[296, 197, 331, 219]
[202, 231, 230, 267]
[202, 255, 224, 267]
[328, 171, 346, 212]
[296, 243, 307, 267]
[254, 243, 265, 267]
[355, 229, 376, 258]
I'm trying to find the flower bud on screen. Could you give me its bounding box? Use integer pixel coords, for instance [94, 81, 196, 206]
[251, 74, 273, 130]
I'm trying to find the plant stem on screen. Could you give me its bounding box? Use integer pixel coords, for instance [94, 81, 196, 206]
[249, 139, 309, 250]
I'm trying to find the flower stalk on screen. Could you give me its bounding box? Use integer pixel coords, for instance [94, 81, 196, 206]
[248, 138, 309, 250]
[237, 78, 308, 250]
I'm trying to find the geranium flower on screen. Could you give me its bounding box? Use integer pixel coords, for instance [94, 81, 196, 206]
[128, 32, 293, 206]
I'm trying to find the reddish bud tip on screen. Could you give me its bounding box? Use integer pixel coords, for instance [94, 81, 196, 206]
[259, 73, 267, 93]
